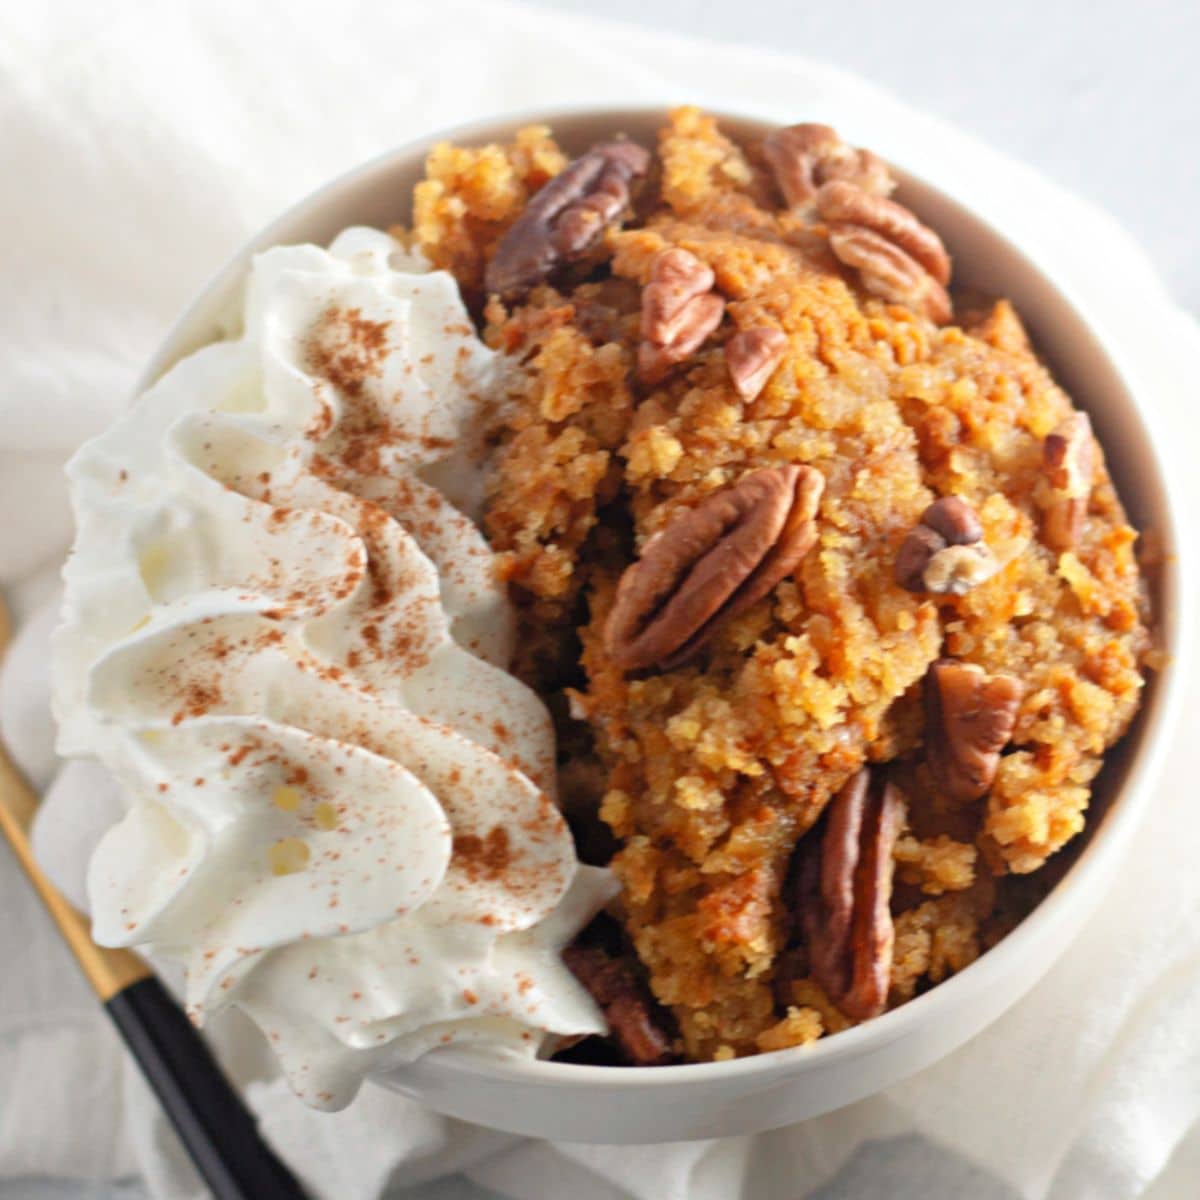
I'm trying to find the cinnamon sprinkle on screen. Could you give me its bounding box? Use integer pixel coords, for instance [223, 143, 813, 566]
[305, 306, 391, 401]
[452, 826, 513, 883]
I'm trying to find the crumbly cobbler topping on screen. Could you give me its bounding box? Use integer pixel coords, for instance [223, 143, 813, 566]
[398, 107, 1153, 1063]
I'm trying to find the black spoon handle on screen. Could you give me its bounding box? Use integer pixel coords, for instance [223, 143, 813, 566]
[106, 977, 308, 1200]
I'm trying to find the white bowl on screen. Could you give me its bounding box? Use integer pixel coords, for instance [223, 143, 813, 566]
[138, 109, 1190, 1144]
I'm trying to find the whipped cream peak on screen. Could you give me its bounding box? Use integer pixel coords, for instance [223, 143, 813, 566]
[53, 227, 613, 1108]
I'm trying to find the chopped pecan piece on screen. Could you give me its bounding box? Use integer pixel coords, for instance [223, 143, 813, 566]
[563, 944, 676, 1065]
[637, 247, 725, 384]
[895, 496, 999, 595]
[895, 525, 946, 591]
[604, 464, 824, 671]
[485, 140, 651, 298]
[726, 326, 788, 400]
[920, 544, 1000, 595]
[796, 768, 907, 1020]
[817, 181, 952, 323]
[763, 123, 894, 210]
[921, 495, 982, 544]
[925, 658, 1023, 803]
[1041, 412, 1096, 551]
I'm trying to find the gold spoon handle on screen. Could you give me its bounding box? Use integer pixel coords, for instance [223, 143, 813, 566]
[0, 750, 151, 1000]
[0, 600, 142, 995]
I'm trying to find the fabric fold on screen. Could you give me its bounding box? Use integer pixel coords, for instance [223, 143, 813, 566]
[1, 1, 1197, 1197]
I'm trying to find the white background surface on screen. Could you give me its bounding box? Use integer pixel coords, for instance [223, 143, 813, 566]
[3, 0, 1197, 1196]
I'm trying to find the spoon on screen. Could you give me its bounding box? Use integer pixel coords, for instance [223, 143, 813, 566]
[0, 596, 307, 1199]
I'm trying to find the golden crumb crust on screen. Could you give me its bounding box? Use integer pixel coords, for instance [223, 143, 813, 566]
[406, 107, 1153, 1061]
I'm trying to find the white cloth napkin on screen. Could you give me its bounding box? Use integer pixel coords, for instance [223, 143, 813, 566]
[2, 2, 1199, 1198]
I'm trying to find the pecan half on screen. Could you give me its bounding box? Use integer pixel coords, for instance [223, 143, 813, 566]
[637, 247, 725, 384]
[925, 658, 1023, 803]
[818, 182, 950, 285]
[563, 944, 676, 1065]
[1041, 412, 1096, 551]
[895, 496, 999, 595]
[485, 140, 651, 298]
[604, 464, 824, 671]
[763, 123, 894, 210]
[826, 227, 951, 325]
[726, 327, 788, 400]
[817, 181, 952, 324]
[796, 768, 906, 1020]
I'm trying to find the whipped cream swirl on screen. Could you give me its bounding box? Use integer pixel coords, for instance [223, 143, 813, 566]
[52, 227, 613, 1108]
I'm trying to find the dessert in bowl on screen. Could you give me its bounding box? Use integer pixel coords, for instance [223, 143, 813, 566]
[52, 108, 1185, 1142]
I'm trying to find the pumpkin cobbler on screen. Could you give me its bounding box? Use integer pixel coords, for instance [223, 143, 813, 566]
[398, 108, 1154, 1064]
